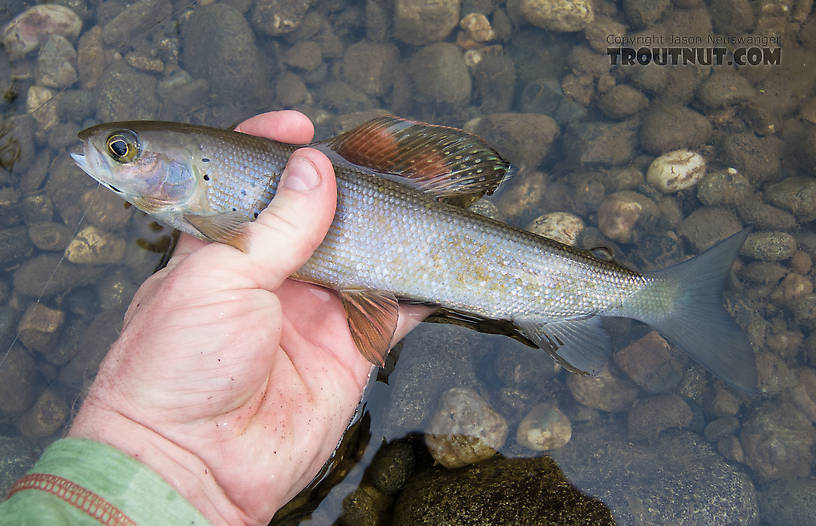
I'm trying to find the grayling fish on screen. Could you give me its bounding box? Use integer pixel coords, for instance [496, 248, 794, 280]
[71, 116, 757, 391]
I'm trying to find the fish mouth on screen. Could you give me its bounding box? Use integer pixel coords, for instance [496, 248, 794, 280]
[70, 141, 118, 192]
[70, 142, 90, 174]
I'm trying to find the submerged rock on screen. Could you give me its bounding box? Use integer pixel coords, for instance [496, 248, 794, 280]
[26, 86, 58, 132]
[740, 231, 796, 261]
[553, 424, 759, 525]
[184, 3, 271, 104]
[697, 70, 756, 109]
[697, 168, 752, 206]
[102, 0, 171, 47]
[640, 105, 711, 154]
[627, 394, 693, 442]
[35, 34, 77, 88]
[0, 345, 37, 415]
[408, 43, 471, 106]
[471, 53, 516, 113]
[563, 119, 638, 166]
[2, 4, 82, 59]
[0, 436, 39, 495]
[790, 367, 816, 423]
[425, 387, 508, 468]
[65, 225, 126, 264]
[567, 366, 639, 412]
[394, 0, 460, 45]
[77, 25, 103, 88]
[741, 401, 815, 481]
[516, 402, 572, 450]
[17, 388, 69, 438]
[677, 207, 742, 252]
[759, 479, 816, 526]
[367, 441, 415, 495]
[81, 189, 133, 231]
[764, 177, 816, 222]
[458, 13, 495, 47]
[623, 0, 669, 27]
[525, 212, 584, 246]
[283, 41, 322, 72]
[469, 113, 558, 168]
[156, 69, 209, 118]
[18, 303, 64, 353]
[597, 84, 648, 119]
[59, 309, 123, 390]
[95, 62, 158, 121]
[14, 253, 100, 297]
[520, 0, 594, 32]
[385, 324, 490, 436]
[339, 484, 389, 526]
[342, 41, 398, 96]
[252, 0, 312, 36]
[720, 133, 782, 185]
[646, 149, 706, 193]
[392, 456, 614, 525]
[597, 190, 660, 244]
[613, 331, 684, 393]
[0, 226, 34, 265]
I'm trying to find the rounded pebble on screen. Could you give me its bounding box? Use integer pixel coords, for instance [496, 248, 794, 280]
[740, 232, 797, 261]
[525, 212, 584, 246]
[567, 366, 639, 412]
[646, 149, 706, 193]
[516, 403, 572, 450]
[425, 387, 508, 469]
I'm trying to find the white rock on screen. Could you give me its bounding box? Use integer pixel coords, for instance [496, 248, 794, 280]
[520, 0, 593, 32]
[425, 387, 508, 469]
[3, 5, 82, 60]
[65, 226, 126, 264]
[647, 150, 706, 193]
[516, 403, 572, 451]
[26, 85, 58, 132]
[525, 211, 584, 246]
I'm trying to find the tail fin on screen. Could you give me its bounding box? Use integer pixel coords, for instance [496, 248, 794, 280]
[635, 229, 756, 392]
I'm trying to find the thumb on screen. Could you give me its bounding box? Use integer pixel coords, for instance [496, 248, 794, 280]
[240, 148, 337, 290]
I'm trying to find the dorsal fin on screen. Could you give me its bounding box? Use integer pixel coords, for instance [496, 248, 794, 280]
[322, 116, 511, 205]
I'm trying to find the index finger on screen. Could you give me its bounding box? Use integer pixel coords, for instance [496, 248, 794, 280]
[235, 110, 315, 144]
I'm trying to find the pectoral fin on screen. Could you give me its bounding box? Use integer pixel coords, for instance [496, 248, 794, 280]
[517, 316, 611, 375]
[184, 212, 250, 251]
[340, 288, 399, 366]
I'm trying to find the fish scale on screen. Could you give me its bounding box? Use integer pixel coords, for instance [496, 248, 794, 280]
[299, 163, 646, 321]
[71, 116, 757, 391]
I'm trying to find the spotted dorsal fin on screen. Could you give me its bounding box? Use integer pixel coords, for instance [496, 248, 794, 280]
[322, 116, 511, 206]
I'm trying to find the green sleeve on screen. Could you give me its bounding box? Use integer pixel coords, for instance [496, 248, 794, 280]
[0, 437, 211, 525]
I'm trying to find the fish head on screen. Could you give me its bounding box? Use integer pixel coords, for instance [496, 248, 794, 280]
[71, 122, 199, 216]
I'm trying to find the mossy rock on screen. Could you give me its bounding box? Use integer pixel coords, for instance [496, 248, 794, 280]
[392, 456, 614, 525]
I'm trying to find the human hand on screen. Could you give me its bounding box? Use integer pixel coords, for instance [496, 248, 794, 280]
[69, 110, 429, 525]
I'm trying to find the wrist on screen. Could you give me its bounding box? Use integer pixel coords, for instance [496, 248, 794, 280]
[69, 398, 254, 526]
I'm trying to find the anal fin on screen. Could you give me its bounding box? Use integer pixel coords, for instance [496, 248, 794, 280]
[340, 288, 399, 367]
[517, 316, 611, 375]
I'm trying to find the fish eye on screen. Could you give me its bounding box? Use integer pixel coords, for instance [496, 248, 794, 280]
[105, 130, 140, 163]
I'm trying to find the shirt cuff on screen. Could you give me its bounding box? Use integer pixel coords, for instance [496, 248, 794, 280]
[5, 437, 211, 525]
